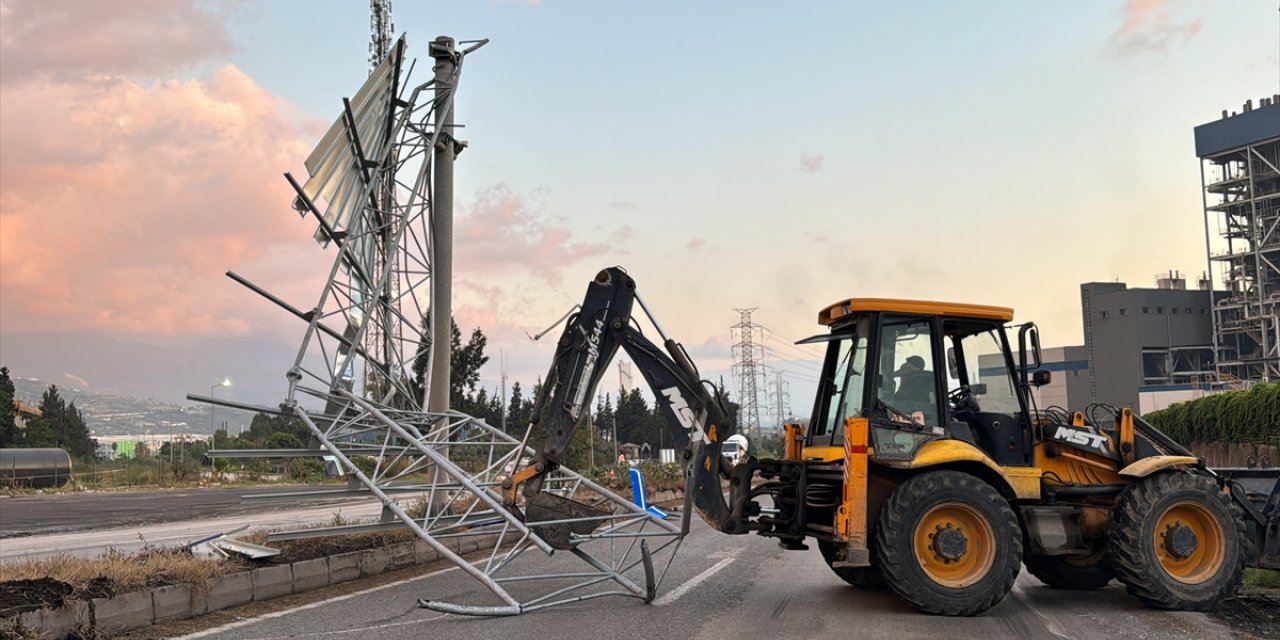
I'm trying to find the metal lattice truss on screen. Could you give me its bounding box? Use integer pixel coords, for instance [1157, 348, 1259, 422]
[281, 398, 685, 614]
[281, 34, 437, 412]
[202, 33, 690, 616]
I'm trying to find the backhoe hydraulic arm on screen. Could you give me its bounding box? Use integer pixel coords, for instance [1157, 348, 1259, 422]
[511, 267, 742, 532]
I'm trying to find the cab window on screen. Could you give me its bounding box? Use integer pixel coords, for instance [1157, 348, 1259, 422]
[875, 317, 940, 426]
[953, 328, 1022, 416]
[810, 316, 870, 442]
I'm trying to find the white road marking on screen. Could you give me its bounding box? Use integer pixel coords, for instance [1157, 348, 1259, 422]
[1009, 581, 1071, 640]
[652, 547, 743, 606]
[211, 613, 452, 640]
[171, 564, 463, 640]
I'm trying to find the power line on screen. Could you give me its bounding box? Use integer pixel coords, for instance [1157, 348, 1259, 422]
[764, 365, 821, 384]
[755, 321, 825, 351]
[760, 346, 822, 374]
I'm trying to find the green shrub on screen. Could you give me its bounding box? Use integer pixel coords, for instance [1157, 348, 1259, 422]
[1144, 382, 1280, 445]
[350, 455, 378, 477]
[287, 458, 326, 483]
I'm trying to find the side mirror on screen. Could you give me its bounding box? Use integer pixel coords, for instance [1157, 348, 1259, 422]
[969, 382, 988, 395]
[1032, 370, 1052, 387]
[1017, 324, 1043, 373]
[946, 347, 959, 379]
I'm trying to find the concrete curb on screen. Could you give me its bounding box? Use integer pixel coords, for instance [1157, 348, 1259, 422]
[0, 488, 686, 639]
[0, 536, 502, 639]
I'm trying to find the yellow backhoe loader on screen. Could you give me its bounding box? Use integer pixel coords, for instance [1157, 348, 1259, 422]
[510, 267, 1278, 616]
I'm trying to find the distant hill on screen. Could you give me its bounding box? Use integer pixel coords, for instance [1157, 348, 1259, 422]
[10, 376, 254, 437]
[0, 330, 298, 408]
[0, 330, 312, 435]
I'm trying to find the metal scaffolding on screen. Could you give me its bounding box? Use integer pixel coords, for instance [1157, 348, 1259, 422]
[1198, 96, 1280, 383]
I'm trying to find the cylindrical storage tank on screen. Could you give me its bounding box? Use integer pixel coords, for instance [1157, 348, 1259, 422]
[0, 448, 74, 488]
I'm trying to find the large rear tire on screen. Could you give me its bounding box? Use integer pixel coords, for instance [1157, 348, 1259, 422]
[874, 470, 1022, 616]
[817, 539, 884, 588]
[1023, 545, 1113, 590]
[1108, 471, 1246, 610]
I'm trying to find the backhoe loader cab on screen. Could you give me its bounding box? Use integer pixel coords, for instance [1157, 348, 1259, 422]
[802, 298, 1039, 469]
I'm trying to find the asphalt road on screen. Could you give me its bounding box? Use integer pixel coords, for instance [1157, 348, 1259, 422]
[0, 486, 382, 562]
[165, 518, 1243, 640]
[0, 485, 365, 538]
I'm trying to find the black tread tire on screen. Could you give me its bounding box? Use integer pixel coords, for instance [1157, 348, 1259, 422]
[873, 470, 1022, 616]
[1023, 547, 1113, 590]
[1108, 471, 1246, 610]
[817, 539, 885, 589]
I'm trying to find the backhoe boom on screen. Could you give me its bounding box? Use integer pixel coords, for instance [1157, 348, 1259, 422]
[512, 267, 740, 531]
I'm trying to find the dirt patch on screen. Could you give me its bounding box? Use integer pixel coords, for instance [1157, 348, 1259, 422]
[0, 576, 114, 618]
[269, 530, 415, 563]
[1211, 592, 1280, 639]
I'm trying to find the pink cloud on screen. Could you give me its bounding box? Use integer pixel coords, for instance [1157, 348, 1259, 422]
[0, 0, 240, 86]
[687, 238, 707, 250]
[799, 154, 824, 173]
[1112, 0, 1204, 56]
[454, 184, 624, 284]
[0, 66, 317, 336]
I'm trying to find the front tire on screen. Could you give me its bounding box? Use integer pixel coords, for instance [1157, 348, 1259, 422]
[1108, 471, 1246, 610]
[874, 471, 1022, 616]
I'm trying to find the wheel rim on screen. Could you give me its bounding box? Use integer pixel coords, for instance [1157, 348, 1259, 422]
[1153, 500, 1225, 585]
[913, 502, 996, 588]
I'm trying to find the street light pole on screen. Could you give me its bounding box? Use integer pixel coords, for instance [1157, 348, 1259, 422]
[210, 378, 230, 440]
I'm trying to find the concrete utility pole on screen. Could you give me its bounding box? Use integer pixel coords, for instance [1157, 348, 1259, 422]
[428, 36, 458, 413]
[499, 351, 508, 432]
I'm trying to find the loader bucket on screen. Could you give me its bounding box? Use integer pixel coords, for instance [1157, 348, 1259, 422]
[1214, 467, 1280, 570]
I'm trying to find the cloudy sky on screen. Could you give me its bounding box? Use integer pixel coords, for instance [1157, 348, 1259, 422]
[1, 1, 1277, 420]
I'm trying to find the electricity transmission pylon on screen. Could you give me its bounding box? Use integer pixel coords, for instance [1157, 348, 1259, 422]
[731, 308, 766, 440]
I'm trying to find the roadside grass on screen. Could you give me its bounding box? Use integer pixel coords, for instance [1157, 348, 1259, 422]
[0, 547, 243, 595]
[1244, 567, 1280, 590]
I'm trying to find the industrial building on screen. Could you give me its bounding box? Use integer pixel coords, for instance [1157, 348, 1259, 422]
[1080, 274, 1220, 412]
[1197, 96, 1280, 383]
[1028, 345, 1091, 410]
[979, 345, 1091, 412]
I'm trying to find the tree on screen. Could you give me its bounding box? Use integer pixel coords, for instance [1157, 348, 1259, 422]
[615, 388, 653, 446]
[451, 320, 490, 408]
[0, 367, 15, 447]
[410, 316, 491, 413]
[242, 408, 309, 447]
[717, 377, 741, 430]
[17, 415, 56, 448]
[595, 394, 615, 443]
[61, 401, 96, 458]
[266, 432, 305, 449]
[506, 381, 528, 435]
[19, 385, 95, 457]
